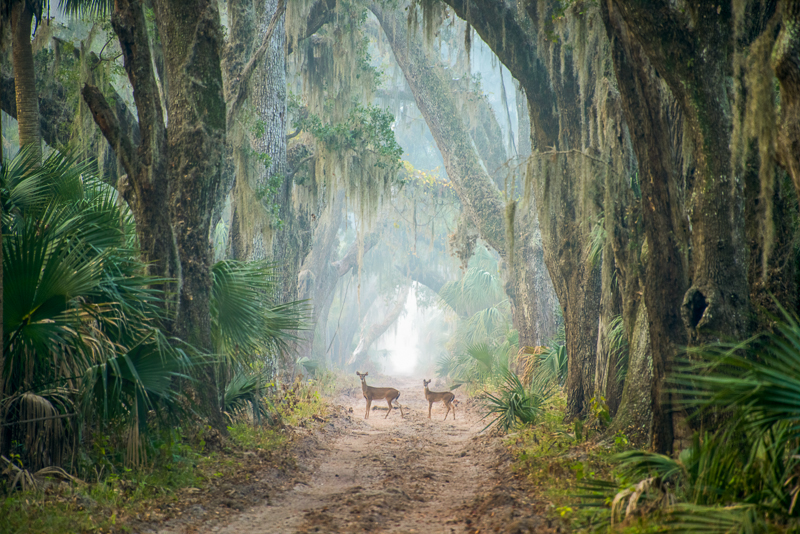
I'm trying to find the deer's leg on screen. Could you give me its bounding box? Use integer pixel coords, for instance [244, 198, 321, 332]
[398, 400, 404, 418]
[365, 398, 371, 419]
[428, 402, 432, 419]
[452, 401, 456, 420]
[443, 402, 450, 420]
[385, 398, 393, 419]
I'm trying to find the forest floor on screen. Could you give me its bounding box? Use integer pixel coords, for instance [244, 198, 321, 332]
[154, 376, 563, 534]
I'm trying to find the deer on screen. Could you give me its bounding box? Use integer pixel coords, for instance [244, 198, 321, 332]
[423, 379, 456, 420]
[355, 372, 404, 419]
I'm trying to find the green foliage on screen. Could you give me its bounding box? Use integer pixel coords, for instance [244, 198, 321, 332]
[480, 371, 555, 432]
[1, 148, 190, 471]
[58, 0, 114, 19]
[537, 344, 569, 385]
[223, 370, 277, 425]
[289, 98, 403, 169]
[211, 260, 307, 364]
[586, 213, 606, 268]
[210, 259, 309, 424]
[579, 308, 800, 532]
[607, 314, 629, 385]
[435, 245, 516, 390]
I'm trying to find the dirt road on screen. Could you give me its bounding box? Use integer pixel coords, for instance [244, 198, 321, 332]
[169, 376, 555, 534]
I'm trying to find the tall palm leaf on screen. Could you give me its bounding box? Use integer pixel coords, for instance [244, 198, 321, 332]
[673, 306, 800, 451]
[211, 260, 308, 365]
[1, 148, 183, 470]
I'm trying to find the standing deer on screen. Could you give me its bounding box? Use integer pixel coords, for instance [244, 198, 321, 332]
[423, 379, 456, 420]
[355, 372, 404, 419]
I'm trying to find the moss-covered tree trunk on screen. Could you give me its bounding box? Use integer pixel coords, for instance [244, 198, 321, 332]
[514, 93, 558, 348]
[437, 0, 625, 418]
[154, 0, 226, 426]
[225, 0, 308, 309]
[84, 0, 227, 430]
[227, 0, 286, 263]
[601, 0, 753, 452]
[82, 0, 178, 284]
[774, 1, 800, 204]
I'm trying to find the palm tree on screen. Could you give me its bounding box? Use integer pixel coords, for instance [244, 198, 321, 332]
[211, 259, 308, 420]
[2, 0, 113, 160]
[0, 147, 190, 470]
[6, 0, 41, 159]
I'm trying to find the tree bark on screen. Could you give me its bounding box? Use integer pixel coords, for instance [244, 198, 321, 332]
[11, 1, 41, 160]
[84, 0, 227, 430]
[609, 2, 751, 347]
[774, 1, 800, 203]
[82, 0, 177, 285]
[154, 0, 227, 426]
[2, 52, 141, 180]
[601, 0, 754, 451]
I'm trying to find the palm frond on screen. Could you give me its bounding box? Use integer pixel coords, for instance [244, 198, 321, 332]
[673, 306, 800, 449]
[58, 0, 114, 18]
[224, 369, 276, 424]
[607, 314, 629, 385]
[480, 370, 554, 432]
[586, 214, 606, 267]
[211, 260, 309, 364]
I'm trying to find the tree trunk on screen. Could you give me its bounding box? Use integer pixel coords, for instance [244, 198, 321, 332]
[295, 191, 345, 360]
[514, 93, 558, 348]
[434, 0, 615, 418]
[84, 0, 227, 431]
[11, 1, 41, 159]
[228, 0, 285, 262]
[601, 0, 754, 451]
[82, 0, 178, 285]
[774, 1, 800, 208]
[154, 0, 227, 426]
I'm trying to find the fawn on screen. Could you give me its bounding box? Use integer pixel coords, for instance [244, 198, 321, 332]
[423, 379, 456, 420]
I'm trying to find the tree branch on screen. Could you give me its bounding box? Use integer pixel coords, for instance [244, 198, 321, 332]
[438, 0, 560, 145]
[226, 0, 285, 128]
[333, 231, 380, 276]
[348, 283, 410, 365]
[286, 154, 315, 181]
[81, 83, 136, 182]
[287, 0, 337, 54]
[402, 255, 447, 293]
[112, 0, 166, 162]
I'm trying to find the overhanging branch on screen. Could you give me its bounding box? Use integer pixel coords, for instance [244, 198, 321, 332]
[226, 0, 286, 128]
[81, 83, 136, 181]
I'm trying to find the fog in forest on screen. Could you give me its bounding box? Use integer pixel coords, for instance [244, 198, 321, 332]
[3, 1, 800, 532]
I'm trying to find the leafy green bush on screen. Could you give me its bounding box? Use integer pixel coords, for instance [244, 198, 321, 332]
[480, 371, 555, 432]
[580, 308, 800, 532]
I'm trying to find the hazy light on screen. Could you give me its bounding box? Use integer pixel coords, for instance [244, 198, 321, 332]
[376, 284, 439, 376]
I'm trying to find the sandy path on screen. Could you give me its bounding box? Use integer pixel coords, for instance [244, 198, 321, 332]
[205, 376, 496, 534]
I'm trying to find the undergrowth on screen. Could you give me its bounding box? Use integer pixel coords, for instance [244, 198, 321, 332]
[505, 392, 656, 533]
[0, 382, 330, 534]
